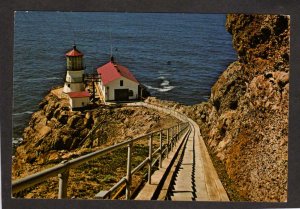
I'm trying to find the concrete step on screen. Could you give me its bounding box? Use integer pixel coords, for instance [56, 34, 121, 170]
[171, 192, 193, 201]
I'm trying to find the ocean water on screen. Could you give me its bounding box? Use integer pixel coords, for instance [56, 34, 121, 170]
[13, 12, 236, 140]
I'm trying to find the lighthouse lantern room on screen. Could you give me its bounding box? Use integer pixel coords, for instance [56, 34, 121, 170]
[63, 45, 85, 93]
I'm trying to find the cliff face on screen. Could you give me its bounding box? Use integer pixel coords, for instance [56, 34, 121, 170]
[194, 14, 289, 201]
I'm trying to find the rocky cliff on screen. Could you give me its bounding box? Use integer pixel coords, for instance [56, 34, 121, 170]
[194, 14, 289, 201]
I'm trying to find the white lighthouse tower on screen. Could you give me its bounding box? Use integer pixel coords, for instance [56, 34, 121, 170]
[63, 45, 85, 93]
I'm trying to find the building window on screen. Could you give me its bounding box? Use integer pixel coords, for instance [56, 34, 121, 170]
[120, 80, 123, 86]
[68, 84, 70, 87]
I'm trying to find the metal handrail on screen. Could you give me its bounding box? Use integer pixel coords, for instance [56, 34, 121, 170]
[131, 158, 149, 175]
[100, 123, 189, 199]
[12, 121, 189, 200]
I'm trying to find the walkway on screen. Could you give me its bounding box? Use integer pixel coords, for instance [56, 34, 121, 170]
[131, 102, 229, 201]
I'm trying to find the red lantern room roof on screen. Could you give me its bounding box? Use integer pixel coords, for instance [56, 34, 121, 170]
[65, 45, 84, 57]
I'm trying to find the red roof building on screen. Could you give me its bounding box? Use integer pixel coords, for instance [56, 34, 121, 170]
[97, 61, 139, 85]
[96, 60, 141, 101]
[67, 91, 90, 110]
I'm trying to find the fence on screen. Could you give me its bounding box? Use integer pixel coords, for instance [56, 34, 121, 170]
[12, 122, 189, 200]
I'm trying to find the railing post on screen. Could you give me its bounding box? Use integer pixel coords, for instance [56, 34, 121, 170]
[159, 130, 163, 168]
[58, 169, 69, 199]
[126, 142, 133, 200]
[170, 127, 173, 151]
[166, 128, 169, 157]
[177, 123, 179, 142]
[148, 134, 153, 184]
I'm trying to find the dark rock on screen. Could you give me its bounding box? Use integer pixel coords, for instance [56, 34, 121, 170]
[58, 114, 68, 124]
[67, 115, 82, 129]
[38, 99, 48, 109]
[229, 100, 238, 110]
[213, 99, 221, 111]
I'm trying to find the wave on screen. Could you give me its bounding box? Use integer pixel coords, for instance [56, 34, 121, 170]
[13, 111, 34, 116]
[12, 137, 23, 144]
[202, 95, 210, 100]
[31, 77, 61, 81]
[145, 84, 175, 92]
[21, 77, 62, 82]
[160, 80, 170, 86]
[157, 71, 171, 76]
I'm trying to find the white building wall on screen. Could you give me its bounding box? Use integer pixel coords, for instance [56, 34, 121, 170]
[107, 77, 139, 101]
[63, 69, 85, 93]
[69, 97, 90, 109]
[63, 83, 85, 93]
[98, 77, 139, 101]
[65, 70, 84, 82]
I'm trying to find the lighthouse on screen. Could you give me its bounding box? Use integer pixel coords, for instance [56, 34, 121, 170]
[63, 45, 85, 93]
[63, 45, 90, 110]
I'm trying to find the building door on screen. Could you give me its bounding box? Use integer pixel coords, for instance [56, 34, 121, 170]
[114, 89, 129, 101]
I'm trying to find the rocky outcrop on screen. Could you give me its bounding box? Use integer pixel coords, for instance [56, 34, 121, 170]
[12, 91, 179, 180]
